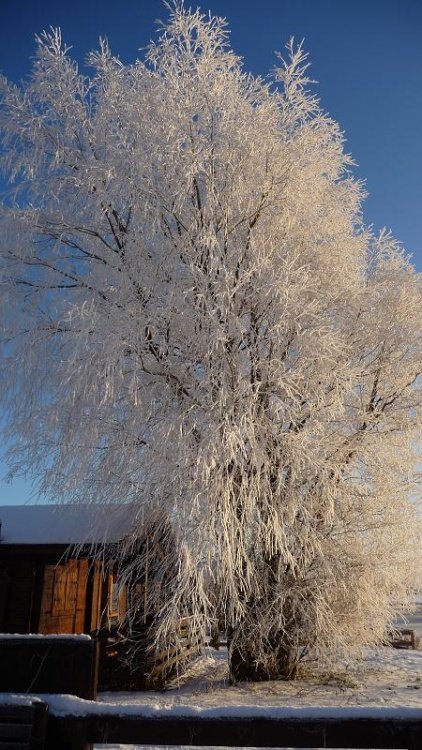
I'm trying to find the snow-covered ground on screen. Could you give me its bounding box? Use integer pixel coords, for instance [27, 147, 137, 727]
[97, 645, 422, 713]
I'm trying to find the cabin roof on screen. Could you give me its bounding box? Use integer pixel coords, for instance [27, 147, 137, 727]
[0, 504, 138, 546]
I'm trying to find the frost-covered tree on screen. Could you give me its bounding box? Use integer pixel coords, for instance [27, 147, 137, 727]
[0, 5, 421, 681]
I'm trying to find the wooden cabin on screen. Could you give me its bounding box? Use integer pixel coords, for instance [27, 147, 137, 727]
[0, 504, 133, 636]
[0, 504, 201, 690]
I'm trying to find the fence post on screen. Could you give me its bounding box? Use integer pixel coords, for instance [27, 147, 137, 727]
[45, 716, 92, 750]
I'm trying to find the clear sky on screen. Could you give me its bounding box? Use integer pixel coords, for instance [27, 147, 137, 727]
[0, 0, 421, 504]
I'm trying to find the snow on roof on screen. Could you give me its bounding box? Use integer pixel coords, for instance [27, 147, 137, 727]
[0, 504, 138, 546]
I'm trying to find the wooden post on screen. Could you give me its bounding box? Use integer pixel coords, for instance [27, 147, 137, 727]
[46, 716, 92, 750]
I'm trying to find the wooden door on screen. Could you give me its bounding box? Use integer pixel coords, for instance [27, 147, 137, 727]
[39, 559, 88, 634]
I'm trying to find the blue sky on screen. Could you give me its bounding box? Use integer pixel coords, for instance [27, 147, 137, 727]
[0, 0, 421, 504]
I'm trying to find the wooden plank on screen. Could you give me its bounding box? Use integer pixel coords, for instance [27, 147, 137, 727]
[107, 573, 119, 624]
[30, 702, 49, 750]
[150, 642, 202, 678]
[0, 569, 10, 631]
[0, 708, 35, 722]
[153, 642, 184, 664]
[390, 628, 417, 650]
[46, 713, 422, 750]
[45, 716, 90, 750]
[38, 565, 56, 632]
[154, 635, 202, 665]
[89, 562, 102, 631]
[57, 614, 74, 632]
[0, 700, 47, 750]
[73, 560, 88, 633]
[0, 724, 32, 739]
[52, 564, 66, 616]
[4, 562, 36, 633]
[118, 583, 127, 623]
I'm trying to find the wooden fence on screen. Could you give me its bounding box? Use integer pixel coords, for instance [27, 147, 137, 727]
[148, 615, 202, 686]
[0, 623, 201, 701]
[0, 636, 99, 699]
[389, 628, 418, 650]
[0, 699, 47, 750]
[98, 616, 202, 690]
[1, 700, 421, 750]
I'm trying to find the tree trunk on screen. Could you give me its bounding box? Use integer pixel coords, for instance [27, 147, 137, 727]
[228, 631, 300, 682]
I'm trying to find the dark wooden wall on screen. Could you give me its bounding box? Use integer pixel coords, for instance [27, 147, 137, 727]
[0, 547, 110, 635]
[0, 553, 41, 632]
